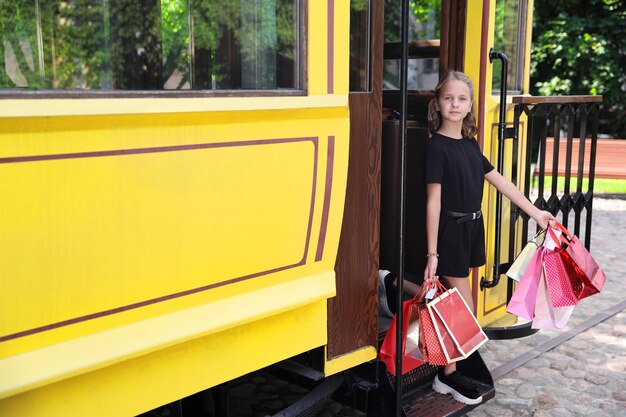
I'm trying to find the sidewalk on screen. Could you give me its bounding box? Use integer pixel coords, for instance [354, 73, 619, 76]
[465, 195, 626, 417]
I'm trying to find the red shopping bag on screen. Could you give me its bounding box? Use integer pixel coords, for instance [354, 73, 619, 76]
[417, 301, 451, 366]
[506, 246, 545, 320]
[379, 293, 426, 376]
[552, 222, 606, 299]
[532, 267, 575, 329]
[429, 286, 488, 359]
[543, 247, 585, 307]
[428, 301, 464, 363]
[567, 235, 606, 298]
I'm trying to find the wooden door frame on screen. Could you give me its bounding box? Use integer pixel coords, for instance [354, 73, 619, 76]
[328, 0, 383, 360]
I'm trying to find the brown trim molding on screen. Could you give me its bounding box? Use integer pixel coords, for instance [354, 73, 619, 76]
[327, 0, 335, 94]
[477, 0, 490, 149]
[316, 136, 335, 261]
[440, 0, 467, 73]
[0, 136, 324, 343]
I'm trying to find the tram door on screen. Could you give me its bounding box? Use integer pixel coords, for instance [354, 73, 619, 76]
[329, 1, 535, 360]
[376, 0, 537, 330]
[328, 0, 468, 361]
[377, 2, 469, 296]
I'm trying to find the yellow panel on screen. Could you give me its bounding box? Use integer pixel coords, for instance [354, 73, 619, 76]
[332, 0, 350, 95]
[0, 272, 334, 400]
[307, 2, 327, 95]
[0, 299, 328, 417]
[0, 107, 349, 356]
[0, 95, 348, 118]
[324, 346, 377, 376]
[1, 140, 311, 344]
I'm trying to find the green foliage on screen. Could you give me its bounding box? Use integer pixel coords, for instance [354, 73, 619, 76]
[531, 0, 626, 137]
[384, 0, 441, 42]
[0, 0, 296, 91]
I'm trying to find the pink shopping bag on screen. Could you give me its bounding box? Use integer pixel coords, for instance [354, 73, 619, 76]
[532, 267, 575, 329]
[506, 246, 545, 320]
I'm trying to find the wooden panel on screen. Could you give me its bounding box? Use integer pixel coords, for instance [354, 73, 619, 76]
[538, 138, 626, 179]
[440, 0, 467, 72]
[328, 0, 383, 359]
[512, 95, 603, 104]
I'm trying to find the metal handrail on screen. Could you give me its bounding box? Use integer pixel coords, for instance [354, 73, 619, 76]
[481, 49, 509, 289]
[394, 1, 410, 415]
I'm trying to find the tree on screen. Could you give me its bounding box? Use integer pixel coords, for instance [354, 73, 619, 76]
[531, 0, 626, 137]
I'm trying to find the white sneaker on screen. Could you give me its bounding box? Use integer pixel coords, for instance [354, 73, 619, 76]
[378, 270, 395, 318]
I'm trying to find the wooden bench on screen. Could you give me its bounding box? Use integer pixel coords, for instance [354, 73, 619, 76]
[536, 138, 626, 179]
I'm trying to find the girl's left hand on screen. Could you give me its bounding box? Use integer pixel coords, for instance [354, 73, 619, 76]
[535, 210, 556, 230]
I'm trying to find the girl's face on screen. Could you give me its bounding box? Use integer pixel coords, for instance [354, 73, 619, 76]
[436, 79, 472, 124]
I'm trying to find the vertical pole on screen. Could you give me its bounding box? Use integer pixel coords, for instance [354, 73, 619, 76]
[481, 50, 508, 289]
[394, 0, 410, 415]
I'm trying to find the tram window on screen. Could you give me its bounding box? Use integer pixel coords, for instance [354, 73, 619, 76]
[350, 0, 370, 92]
[383, 0, 441, 91]
[0, 0, 300, 92]
[384, 59, 439, 90]
[492, 0, 528, 93]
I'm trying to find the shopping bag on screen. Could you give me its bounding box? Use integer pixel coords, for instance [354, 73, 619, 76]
[543, 247, 584, 307]
[566, 234, 606, 298]
[417, 301, 451, 366]
[406, 303, 427, 363]
[379, 295, 426, 376]
[428, 286, 488, 361]
[532, 267, 575, 329]
[506, 246, 545, 320]
[552, 222, 605, 300]
[543, 226, 588, 307]
[507, 231, 545, 282]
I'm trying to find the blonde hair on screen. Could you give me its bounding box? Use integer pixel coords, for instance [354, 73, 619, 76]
[428, 70, 478, 138]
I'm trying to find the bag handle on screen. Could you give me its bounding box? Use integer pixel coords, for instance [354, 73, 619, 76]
[412, 279, 447, 303]
[553, 221, 573, 240]
[530, 228, 546, 247]
[546, 221, 573, 248]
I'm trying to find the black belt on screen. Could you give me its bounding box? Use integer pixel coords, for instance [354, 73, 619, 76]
[446, 210, 482, 224]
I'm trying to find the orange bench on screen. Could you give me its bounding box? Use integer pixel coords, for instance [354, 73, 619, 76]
[536, 138, 626, 179]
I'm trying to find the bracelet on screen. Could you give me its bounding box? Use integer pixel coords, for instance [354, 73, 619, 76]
[426, 252, 439, 258]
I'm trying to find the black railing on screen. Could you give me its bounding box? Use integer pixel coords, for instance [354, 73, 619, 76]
[484, 95, 603, 295]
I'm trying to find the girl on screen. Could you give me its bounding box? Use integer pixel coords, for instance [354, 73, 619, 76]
[425, 70, 554, 405]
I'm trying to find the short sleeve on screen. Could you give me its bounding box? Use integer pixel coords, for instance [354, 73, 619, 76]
[425, 141, 445, 184]
[482, 154, 495, 174]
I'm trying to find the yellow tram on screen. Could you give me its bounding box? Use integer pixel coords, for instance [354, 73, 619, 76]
[0, 1, 593, 416]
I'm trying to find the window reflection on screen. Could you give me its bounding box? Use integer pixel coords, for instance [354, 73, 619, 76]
[0, 0, 299, 91]
[383, 0, 441, 91]
[492, 0, 527, 93]
[350, 0, 370, 92]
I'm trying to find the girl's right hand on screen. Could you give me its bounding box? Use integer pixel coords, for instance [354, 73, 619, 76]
[424, 256, 439, 284]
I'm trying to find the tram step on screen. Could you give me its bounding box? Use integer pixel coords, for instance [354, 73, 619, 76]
[386, 351, 495, 417]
